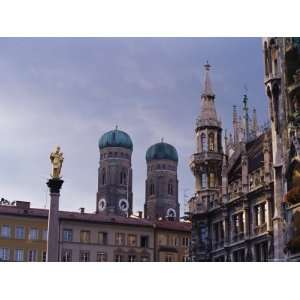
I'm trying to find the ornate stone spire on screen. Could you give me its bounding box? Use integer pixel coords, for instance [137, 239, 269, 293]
[203, 61, 214, 97]
[252, 108, 258, 137]
[233, 105, 238, 145]
[198, 62, 220, 128]
[242, 94, 250, 142]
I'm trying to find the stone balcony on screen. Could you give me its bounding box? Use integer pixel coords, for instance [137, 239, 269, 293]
[254, 223, 267, 235]
[190, 152, 223, 166]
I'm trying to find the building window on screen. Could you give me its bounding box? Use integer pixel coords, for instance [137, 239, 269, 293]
[201, 173, 207, 189]
[1, 225, 11, 238]
[158, 234, 167, 246]
[42, 229, 48, 241]
[115, 233, 125, 246]
[115, 254, 123, 262]
[182, 236, 189, 247]
[149, 182, 155, 195]
[140, 235, 149, 248]
[80, 231, 91, 243]
[15, 226, 25, 240]
[120, 170, 127, 185]
[96, 252, 107, 262]
[79, 251, 90, 262]
[0, 248, 10, 261]
[28, 249, 37, 262]
[182, 255, 189, 262]
[128, 255, 136, 262]
[172, 236, 179, 247]
[127, 234, 137, 247]
[29, 228, 39, 240]
[201, 133, 207, 152]
[208, 133, 215, 151]
[232, 249, 245, 262]
[209, 173, 215, 188]
[63, 229, 73, 242]
[98, 232, 108, 245]
[42, 251, 47, 262]
[165, 255, 173, 262]
[62, 249, 72, 262]
[255, 241, 268, 262]
[168, 181, 174, 195]
[102, 168, 106, 185]
[15, 249, 24, 262]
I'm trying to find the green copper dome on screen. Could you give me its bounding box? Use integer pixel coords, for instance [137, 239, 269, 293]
[99, 129, 133, 150]
[146, 142, 178, 162]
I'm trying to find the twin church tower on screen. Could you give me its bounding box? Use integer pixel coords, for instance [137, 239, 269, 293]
[96, 128, 180, 221]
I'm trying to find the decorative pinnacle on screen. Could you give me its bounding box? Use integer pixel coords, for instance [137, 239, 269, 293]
[161, 137, 164, 143]
[204, 60, 211, 71]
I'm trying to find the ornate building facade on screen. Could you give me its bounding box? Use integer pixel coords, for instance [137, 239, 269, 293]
[263, 37, 300, 261]
[188, 64, 275, 261]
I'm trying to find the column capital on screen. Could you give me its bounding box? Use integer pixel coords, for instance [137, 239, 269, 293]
[47, 178, 64, 194]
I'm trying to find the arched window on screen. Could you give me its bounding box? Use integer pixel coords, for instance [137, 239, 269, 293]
[168, 181, 173, 195]
[149, 182, 155, 195]
[120, 170, 127, 185]
[201, 173, 207, 189]
[209, 173, 215, 188]
[102, 169, 106, 185]
[208, 133, 215, 151]
[201, 133, 207, 152]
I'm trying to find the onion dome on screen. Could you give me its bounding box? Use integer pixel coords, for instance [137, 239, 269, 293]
[99, 127, 133, 150]
[146, 140, 178, 162]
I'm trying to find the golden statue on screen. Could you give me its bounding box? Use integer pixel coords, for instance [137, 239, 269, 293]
[50, 146, 64, 179]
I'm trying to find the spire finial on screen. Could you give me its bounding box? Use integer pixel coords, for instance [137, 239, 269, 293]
[204, 60, 211, 71]
[202, 61, 214, 97]
[244, 84, 248, 95]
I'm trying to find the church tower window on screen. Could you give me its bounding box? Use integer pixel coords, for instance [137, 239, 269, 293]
[102, 169, 106, 185]
[209, 173, 215, 188]
[208, 133, 215, 151]
[168, 181, 174, 195]
[120, 170, 127, 185]
[149, 182, 155, 195]
[201, 173, 208, 189]
[201, 133, 207, 152]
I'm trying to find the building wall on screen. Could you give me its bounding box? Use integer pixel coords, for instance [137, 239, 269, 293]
[155, 229, 191, 262]
[59, 220, 154, 262]
[0, 214, 47, 262]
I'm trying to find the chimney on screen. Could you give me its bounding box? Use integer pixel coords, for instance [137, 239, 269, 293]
[80, 207, 85, 214]
[16, 201, 30, 209]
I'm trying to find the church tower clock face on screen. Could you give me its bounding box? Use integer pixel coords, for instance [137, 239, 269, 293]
[98, 198, 107, 211]
[166, 208, 176, 218]
[119, 198, 129, 212]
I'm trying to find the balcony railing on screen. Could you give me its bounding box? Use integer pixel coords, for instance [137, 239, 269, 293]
[254, 223, 267, 235]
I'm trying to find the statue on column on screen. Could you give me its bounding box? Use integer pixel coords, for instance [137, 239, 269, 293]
[50, 146, 64, 179]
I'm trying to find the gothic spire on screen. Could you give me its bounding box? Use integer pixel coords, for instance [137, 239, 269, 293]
[203, 61, 214, 97]
[242, 94, 250, 142]
[252, 108, 258, 137]
[199, 62, 219, 126]
[233, 105, 238, 145]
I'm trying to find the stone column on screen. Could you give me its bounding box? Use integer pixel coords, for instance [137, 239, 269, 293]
[46, 178, 63, 262]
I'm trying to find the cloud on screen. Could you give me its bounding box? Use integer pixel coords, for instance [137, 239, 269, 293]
[0, 38, 267, 216]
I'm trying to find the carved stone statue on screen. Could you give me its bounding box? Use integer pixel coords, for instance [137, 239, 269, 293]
[50, 146, 64, 179]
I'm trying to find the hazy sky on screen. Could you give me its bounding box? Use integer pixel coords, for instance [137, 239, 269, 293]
[0, 38, 268, 215]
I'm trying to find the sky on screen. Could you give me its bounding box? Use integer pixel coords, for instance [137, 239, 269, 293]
[0, 38, 268, 215]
